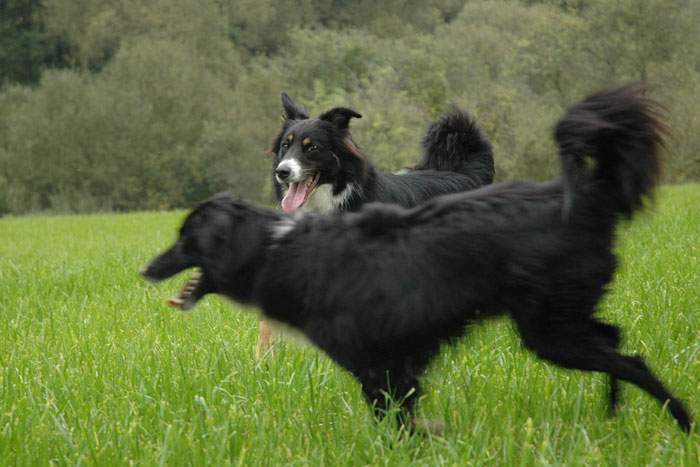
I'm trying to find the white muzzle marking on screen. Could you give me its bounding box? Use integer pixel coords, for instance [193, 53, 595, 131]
[276, 158, 303, 184]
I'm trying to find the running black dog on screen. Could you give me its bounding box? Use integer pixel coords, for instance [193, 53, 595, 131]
[142, 85, 692, 432]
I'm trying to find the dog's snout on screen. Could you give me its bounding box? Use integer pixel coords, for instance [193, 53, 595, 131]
[140, 264, 159, 282]
[140, 244, 191, 282]
[275, 159, 302, 183]
[275, 166, 292, 182]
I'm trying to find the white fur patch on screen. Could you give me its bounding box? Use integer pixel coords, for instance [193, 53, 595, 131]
[276, 158, 303, 183]
[334, 183, 356, 209]
[302, 183, 356, 214]
[271, 215, 299, 240]
[303, 184, 335, 214]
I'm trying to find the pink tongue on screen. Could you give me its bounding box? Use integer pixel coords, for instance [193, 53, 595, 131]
[281, 182, 310, 212]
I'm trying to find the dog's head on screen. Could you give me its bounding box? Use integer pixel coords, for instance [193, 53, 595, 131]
[271, 92, 364, 212]
[140, 193, 272, 310]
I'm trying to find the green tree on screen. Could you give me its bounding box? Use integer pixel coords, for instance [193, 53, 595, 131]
[581, 0, 695, 82]
[0, 0, 70, 87]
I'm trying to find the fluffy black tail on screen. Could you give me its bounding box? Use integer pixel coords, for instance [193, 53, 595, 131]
[414, 108, 494, 190]
[555, 84, 665, 218]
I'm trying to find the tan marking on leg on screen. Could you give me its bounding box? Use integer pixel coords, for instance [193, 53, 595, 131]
[256, 320, 274, 361]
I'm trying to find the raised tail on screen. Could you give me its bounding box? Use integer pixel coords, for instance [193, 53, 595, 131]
[414, 107, 494, 189]
[555, 84, 665, 218]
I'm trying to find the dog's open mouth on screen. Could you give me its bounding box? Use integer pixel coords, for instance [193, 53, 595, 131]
[281, 172, 321, 212]
[167, 270, 207, 311]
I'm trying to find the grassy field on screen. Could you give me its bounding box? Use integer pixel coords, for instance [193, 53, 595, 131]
[1, 185, 699, 466]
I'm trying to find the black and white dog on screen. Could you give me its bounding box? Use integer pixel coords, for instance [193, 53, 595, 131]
[258, 93, 495, 358]
[271, 93, 495, 214]
[142, 85, 692, 432]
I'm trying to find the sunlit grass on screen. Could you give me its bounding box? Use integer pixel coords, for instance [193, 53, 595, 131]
[1, 185, 698, 465]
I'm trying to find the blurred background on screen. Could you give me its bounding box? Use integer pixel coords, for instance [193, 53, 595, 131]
[1, 0, 698, 215]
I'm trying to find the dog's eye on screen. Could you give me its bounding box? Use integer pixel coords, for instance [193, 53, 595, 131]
[280, 141, 289, 150]
[307, 144, 318, 152]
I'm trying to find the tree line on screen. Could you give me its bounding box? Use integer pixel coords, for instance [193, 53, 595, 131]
[1, 0, 698, 214]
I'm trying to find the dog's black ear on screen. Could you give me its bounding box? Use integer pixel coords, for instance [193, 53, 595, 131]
[281, 92, 309, 120]
[319, 107, 362, 130]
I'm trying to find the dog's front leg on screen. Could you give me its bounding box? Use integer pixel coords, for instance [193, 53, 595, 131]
[356, 365, 421, 429]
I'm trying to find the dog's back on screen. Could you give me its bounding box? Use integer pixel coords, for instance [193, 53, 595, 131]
[287, 179, 606, 327]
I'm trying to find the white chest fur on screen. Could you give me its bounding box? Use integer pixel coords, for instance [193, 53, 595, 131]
[301, 184, 355, 214]
[303, 184, 336, 214]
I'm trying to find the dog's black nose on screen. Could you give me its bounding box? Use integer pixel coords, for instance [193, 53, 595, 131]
[275, 166, 291, 182]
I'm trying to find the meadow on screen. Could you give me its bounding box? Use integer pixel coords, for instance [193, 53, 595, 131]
[1, 184, 698, 466]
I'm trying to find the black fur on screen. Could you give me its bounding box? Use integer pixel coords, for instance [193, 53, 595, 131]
[271, 93, 494, 212]
[143, 85, 692, 432]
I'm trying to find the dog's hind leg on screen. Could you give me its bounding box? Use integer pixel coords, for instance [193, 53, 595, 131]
[513, 314, 692, 432]
[592, 321, 622, 414]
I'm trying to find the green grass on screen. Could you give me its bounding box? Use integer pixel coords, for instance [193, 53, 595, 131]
[1, 185, 699, 466]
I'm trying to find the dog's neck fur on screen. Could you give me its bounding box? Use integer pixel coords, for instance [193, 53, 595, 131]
[302, 183, 359, 214]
